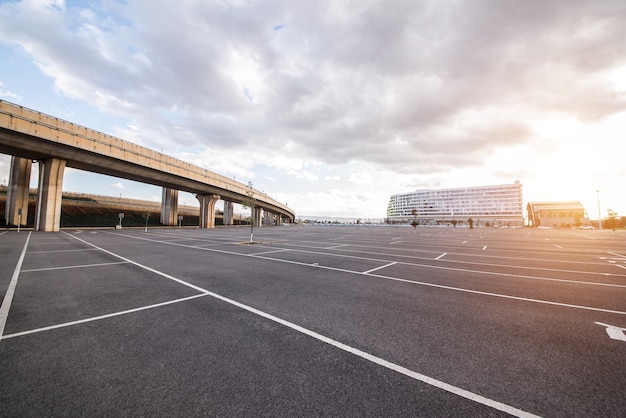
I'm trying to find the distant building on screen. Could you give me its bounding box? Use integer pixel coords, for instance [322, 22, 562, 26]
[526, 201, 588, 228]
[387, 181, 524, 226]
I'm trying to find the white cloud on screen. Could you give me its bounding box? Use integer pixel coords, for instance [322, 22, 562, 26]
[0, 81, 22, 100]
[110, 182, 126, 190]
[1, 0, 625, 217]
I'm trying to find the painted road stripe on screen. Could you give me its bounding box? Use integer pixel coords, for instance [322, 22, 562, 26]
[435, 253, 447, 260]
[363, 262, 397, 274]
[1, 294, 209, 340]
[27, 248, 99, 254]
[0, 232, 31, 340]
[115, 233, 626, 312]
[250, 249, 290, 256]
[594, 322, 626, 342]
[21, 261, 129, 273]
[66, 233, 209, 294]
[63, 232, 540, 417]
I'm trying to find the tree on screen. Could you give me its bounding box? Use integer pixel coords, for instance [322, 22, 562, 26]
[241, 181, 256, 243]
[450, 220, 458, 228]
[606, 209, 618, 231]
[467, 217, 474, 229]
[143, 212, 150, 233]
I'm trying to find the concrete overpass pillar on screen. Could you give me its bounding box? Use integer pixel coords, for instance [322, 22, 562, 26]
[197, 194, 220, 228]
[263, 211, 272, 226]
[160, 188, 179, 226]
[252, 207, 263, 227]
[222, 200, 234, 225]
[6, 156, 32, 227]
[276, 215, 283, 226]
[35, 158, 66, 232]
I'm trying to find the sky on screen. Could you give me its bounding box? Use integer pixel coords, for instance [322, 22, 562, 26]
[1, 0, 625, 221]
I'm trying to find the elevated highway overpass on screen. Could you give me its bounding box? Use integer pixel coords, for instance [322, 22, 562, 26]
[0, 100, 295, 231]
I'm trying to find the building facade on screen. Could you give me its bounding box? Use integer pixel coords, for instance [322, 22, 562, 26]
[526, 201, 588, 228]
[387, 181, 524, 226]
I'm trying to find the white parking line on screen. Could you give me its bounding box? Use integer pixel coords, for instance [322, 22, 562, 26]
[0, 232, 31, 340]
[325, 244, 349, 250]
[20, 261, 129, 273]
[111, 232, 626, 314]
[1, 294, 209, 340]
[65, 233, 208, 294]
[59, 232, 540, 417]
[435, 253, 447, 260]
[363, 262, 397, 274]
[594, 322, 626, 342]
[251, 249, 291, 256]
[27, 248, 99, 254]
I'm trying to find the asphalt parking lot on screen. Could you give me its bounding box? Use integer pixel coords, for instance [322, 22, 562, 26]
[1, 225, 625, 417]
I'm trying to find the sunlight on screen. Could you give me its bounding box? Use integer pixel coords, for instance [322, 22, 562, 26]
[610, 65, 626, 92]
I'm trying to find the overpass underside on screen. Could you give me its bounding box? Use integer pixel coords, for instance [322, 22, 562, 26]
[4, 156, 286, 231]
[1, 99, 294, 231]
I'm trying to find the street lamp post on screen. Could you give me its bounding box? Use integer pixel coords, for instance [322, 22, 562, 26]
[596, 190, 602, 230]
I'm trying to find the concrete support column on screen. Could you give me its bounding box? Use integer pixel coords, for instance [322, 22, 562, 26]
[222, 200, 234, 225]
[6, 157, 32, 226]
[252, 207, 263, 228]
[197, 194, 220, 228]
[263, 211, 272, 226]
[276, 216, 283, 226]
[160, 188, 179, 226]
[35, 158, 66, 232]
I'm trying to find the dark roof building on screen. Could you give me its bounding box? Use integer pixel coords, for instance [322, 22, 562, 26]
[527, 201, 588, 228]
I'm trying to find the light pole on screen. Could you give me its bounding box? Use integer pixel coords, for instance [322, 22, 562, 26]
[596, 190, 602, 230]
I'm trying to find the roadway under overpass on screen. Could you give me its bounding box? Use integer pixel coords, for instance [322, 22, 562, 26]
[0, 100, 295, 231]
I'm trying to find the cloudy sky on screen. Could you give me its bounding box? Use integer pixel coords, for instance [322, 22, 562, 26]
[1, 0, 625, 220]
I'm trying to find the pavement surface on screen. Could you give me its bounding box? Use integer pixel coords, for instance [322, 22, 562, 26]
[1, 225, 625, 417]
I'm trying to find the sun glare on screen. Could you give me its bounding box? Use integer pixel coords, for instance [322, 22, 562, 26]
[610, 65, 626, 92]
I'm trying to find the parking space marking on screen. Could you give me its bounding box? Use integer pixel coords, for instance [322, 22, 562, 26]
[276, 243, 626, 284]
[435, 253, 447, 260]
[20, 261, 129, 273]
[607, 252, 626, 269]
[250, 249, 291, 256]
[363, 262, 397, 275]
[27, 248, 99, 254]
[0, 232, 31, 340]
[325, 244, 349, 249]
[54, 232, 541, 416]
[66, 232, 209, 294]
[111, 232, 626, 315]
[594, 322, 626, 342]
[1, 294, 209, 340]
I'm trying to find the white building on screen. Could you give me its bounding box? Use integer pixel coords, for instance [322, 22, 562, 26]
[387, 181, 524, 226]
